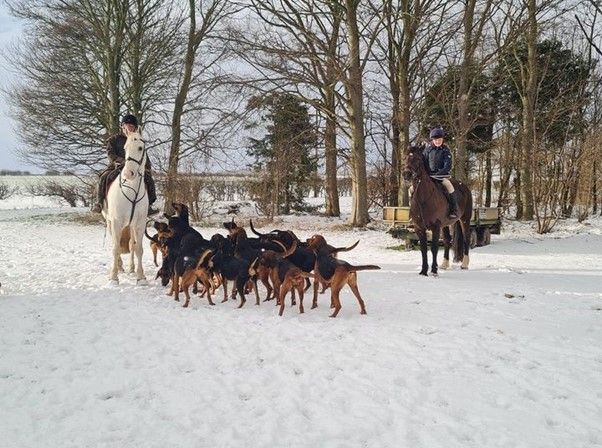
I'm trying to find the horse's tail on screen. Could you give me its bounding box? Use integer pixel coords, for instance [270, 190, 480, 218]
[120, 226, 131, 254]
[452, 221, 463, 263]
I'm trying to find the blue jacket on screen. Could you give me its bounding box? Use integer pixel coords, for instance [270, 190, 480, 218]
[422, 143, 452, 176]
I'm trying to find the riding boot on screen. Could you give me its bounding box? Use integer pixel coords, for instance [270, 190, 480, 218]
[447, 192, 459, 219]
[92, 173, 107, 213]
[144, 173, 159, 215]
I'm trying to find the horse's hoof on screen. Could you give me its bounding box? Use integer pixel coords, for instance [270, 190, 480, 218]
[108, 279, 119, 286]
[136, 278, 148, 286]
[441, 260, 450, 270]
[419, 272, 428, 277]
[461, 266, 469, 270]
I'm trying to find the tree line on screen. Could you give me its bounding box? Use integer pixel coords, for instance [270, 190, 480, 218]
[5, 0, 602, 231]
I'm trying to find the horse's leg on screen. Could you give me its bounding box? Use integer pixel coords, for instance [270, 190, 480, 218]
[430, 226, 440, 276]
[133, 226, 146, 282]
[441, 226, 452, 270]
[416, 229, 429, 276]
[128, 237, 135, 274]
[109, 222, 121, 283]
[461, 220, 470, 270]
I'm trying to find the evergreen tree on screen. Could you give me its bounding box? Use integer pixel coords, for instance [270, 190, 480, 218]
[247, 93, 318, 215]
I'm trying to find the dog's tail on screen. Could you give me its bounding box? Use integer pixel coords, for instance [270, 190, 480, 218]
[249, 219, 264, 237]
[120, 226, 130, 254]
[144, 227, 160, 244]
[349, 265, 381, 272]
[195, 249, 213, 269]
[333, 240, 360, 253]
[248, 257, 260, 277]
[282, 239, 298, 258]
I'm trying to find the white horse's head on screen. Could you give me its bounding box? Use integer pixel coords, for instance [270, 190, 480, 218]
[122, 128, 146, 182]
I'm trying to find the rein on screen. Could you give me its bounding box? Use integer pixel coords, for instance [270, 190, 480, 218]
[119, 142, 147, 225]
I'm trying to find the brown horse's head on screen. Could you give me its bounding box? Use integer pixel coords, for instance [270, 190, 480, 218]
[403, 146, 425, 182]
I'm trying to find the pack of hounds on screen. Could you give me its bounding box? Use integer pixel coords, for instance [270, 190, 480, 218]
[146, 203, 381, 318]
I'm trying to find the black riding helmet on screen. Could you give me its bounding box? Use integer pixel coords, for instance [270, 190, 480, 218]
[429, 127, 445, 139]
[121, 114, 138, 127]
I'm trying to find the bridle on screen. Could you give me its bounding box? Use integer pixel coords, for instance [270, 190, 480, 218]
[119, 135, 148, 224]
[125, 137, 147, 171]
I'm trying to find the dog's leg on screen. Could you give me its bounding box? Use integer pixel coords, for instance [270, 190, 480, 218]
[221, 278, 228, 303]
[291, 288, 296, 307]
[298, 283, 304, 314]
[151, 244, 158, 267]
[348, 273, 367, 315]
[261, 273, 273, 301]
[173, 275, 180, 302]
[329, 279, 344, 318]
[203, 277, 215, 306]
[278, 281, 290, 316]
[312, 275, 319, 309]
[236, 277, 247, 309]
[304, 277, 311, 292]
[253, 279, 260, 306]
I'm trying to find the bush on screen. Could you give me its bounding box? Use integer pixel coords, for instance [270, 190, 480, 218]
[0, 181, 19, 200]
[26, 179, 94, 207]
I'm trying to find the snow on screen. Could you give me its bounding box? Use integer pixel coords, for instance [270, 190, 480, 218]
[0, 201, 601, 448]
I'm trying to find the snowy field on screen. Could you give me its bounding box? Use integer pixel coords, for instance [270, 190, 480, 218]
[0, 199, 601, 448]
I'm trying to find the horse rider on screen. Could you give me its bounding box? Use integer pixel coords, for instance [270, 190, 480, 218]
[92, 114, 158, 215]
[422, 127, 458, 219]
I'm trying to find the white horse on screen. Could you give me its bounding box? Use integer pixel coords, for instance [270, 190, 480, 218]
[102, 128, 149, 285]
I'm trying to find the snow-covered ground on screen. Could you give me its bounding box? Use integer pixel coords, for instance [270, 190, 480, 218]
[0, 200, 601, 448]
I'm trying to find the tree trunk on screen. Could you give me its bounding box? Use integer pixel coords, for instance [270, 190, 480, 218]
[397, 74, 411, 207]
[324, 104, 340, 216]
[521, 0, 538, 220]
[345, 0, 369, 226]
[593, 160, 598, 215]
[457, 0, 473, 184]
[165, 0, 198, 211]
[485, 148, 492, 207]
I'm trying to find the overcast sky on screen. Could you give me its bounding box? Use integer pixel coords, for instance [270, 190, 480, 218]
[0, 5, 32, 172]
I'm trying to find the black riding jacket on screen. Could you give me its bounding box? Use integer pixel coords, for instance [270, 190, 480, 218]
[422, 143, 452, 176]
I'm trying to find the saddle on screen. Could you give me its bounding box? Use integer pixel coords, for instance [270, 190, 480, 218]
[101, 166, 123, 202]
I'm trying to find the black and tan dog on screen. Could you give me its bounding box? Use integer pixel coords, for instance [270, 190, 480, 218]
[250, 241, 311, 316]
[307, 235, 380, 318]
[176, 248, 215, 308]
[146, 221, 172, 267]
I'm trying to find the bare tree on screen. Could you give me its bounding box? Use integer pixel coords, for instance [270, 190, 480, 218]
[232, 0, 345, 217]
[370, 0, 457, 206]
[163, 0, 238, 210]
[5, 0, 182, 172]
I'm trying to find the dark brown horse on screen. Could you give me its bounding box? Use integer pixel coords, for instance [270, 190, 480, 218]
[403, 146, 473, 276]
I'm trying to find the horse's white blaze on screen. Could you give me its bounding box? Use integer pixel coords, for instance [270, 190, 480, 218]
[102, 130, 148, 283]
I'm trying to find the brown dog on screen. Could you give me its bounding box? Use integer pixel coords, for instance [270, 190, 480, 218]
[307, 236, 380, 318]
[148, 221, 171, 267]
[176, 249, 215, 308]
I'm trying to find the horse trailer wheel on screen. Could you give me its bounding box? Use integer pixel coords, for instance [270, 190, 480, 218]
[483, 228, 491, 245]
[469, 229, 477, 249]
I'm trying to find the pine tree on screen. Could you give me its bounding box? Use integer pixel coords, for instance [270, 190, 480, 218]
[247, 93, 318, 216]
